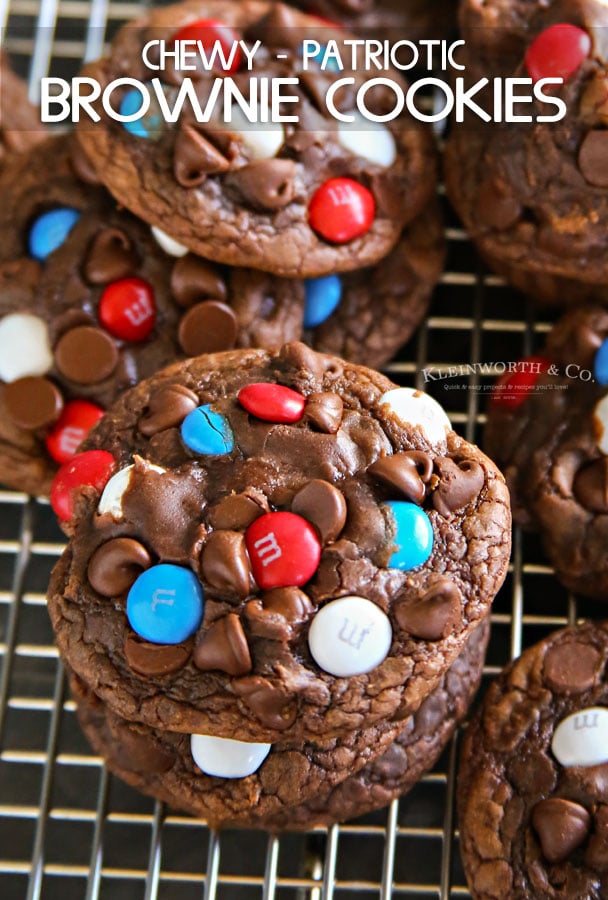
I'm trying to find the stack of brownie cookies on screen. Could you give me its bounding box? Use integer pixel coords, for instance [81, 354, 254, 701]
[46, 342, 511, 828]
[0, 0, 446, 498]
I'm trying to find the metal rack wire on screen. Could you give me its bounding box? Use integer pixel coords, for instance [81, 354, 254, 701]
[0, 2, 589, 897]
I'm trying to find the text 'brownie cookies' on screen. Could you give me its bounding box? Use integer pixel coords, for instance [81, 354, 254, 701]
[486, 304, 608, 599]
[459, 621, 608, 899]
[75, 0, 436, 277]
[446, 0, 608, 304]
[71, 618, 489, 831]
[47, 343, 511, 744]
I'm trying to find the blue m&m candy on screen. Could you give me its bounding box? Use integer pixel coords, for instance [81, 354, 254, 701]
[29, 208, 80, 261]
[120, 86, 163, 138]
[595, 339, 608, 385]
[383, 501, 433, 571]
[181, 404, 234, 455]
[127, 563, 204, 644]
[304, 275, 342, 328]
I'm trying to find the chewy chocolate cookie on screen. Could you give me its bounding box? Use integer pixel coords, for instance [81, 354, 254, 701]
[0, 53, 45, 163]
[459, 621, 608, 899]
[485, 305, 608, 599]
[72, 618, 488, 830]
[47, 342, 511, 743]
[445, 3, 608, 304]
[76, 0, 436, 278]
[0, 134, 304, 495]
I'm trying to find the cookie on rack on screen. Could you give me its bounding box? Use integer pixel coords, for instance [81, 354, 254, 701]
[75, 0, 436, 277]
[71, 618, 489, 830]
[0, 135, 303, 495]
[47, 342, 511, 744]
[485, 304, 608, 599]
[459, 621, 608, 899]
[445, 3, 608, 304]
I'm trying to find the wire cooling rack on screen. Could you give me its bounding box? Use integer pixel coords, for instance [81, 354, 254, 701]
[0, 2, 596, 898]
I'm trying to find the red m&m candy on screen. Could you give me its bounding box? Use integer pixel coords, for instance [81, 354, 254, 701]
[238, 383, 305, 423]
[491, 356, 550, 410]
[245, 512, 321, 590]
[50, 450, 115, 522]
[172, 19, 242, 73]
[98, 278, 156, 342]
[45, 399, 105, 464]
[308, 178, 375, 244]
[525, 24, 591, 83]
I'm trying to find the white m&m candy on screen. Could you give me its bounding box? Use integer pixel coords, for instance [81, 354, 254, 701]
[150, 226, 189, 258]
[551, 707, 608, 767]
[308, 596, 392, 677]
[97, 462, 165, 519]
[230, 106, 285, 160]
[338, 111, 397, 168]
[0, 314, 53, 383]
[380, 388, 451, 447]
[190, 734, 271, 778]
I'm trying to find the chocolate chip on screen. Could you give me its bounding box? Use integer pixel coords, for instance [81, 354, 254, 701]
[291, 479, 347, 543]
[114, 726, 176, 774]
[88, 538, 152, 597]
[368, 451, 433, 504]
[395, 579, 461, 641]
[178, 300, 238, 355]
[208, 490, 268, 530]
[475, 177, 522, 231]
[229, 159, 296, 211]
[532, 798, 591, 863]
[173, 123, 230, 187]
[431, 458, 484, 516]
[3, 376, 63, 430]
[249, 2, 302, 48]
[193, 613, 252, 676]
[170, 255, 227, 308]
[124, 634, 191, 676]
[233, 675, 296, 730]
[304, 392, 344, 433]
[244, 587, 314, 640]
[579, 131, 608, 188]
[200, 530, 255, 599]
[543, 641, 602, 693]
[83, 227, 139, 284]
[573, 458, 608, 513]
[139, 384, 199, 436]
[54, 325, 119, 385]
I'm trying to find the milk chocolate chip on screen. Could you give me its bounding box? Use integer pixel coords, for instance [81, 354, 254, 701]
[88, 538, 152, 597]
[124, 634, 191, 676]
[178, 301, 237, 355]
[368, 451, 433, 504]
[200, 530, 255, 599]
[292, 480, 347, 543]
[573, 458, 608, 513]
[193, 613, 252, 676]
[532, 798, 591, 863]
[475, 177, 522, 231]
[208, 490, 268, 530]
[83, 227, 138, 284]
[431, 458, 484, 516]
[543, 641, 602, 693]
[245, 587, 314, 640]
[233, 675, 296, 730]
[170, 255, 227, 308]
[395, 579, 461, 641]
[55, 326, 118, 385]
[139, 384, 199, 436]
[229, 159, 296, 211]
[3, 376, 63, 430]
[579, 131, 608, 188]
[173, 123, 230, 187]
[304, 392, 343, 433]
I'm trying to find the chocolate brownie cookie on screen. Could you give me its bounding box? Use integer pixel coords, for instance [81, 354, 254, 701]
[0, 53, 45, 163]
[445, 4, 608, 304]
[72, 618, 488, 830]
[459, 621, 608, 899]
[47, 342, 511, 743]
[485, 304, 608, 599]
[0, 134, 302, 495]
[76, 1, 436, 278]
